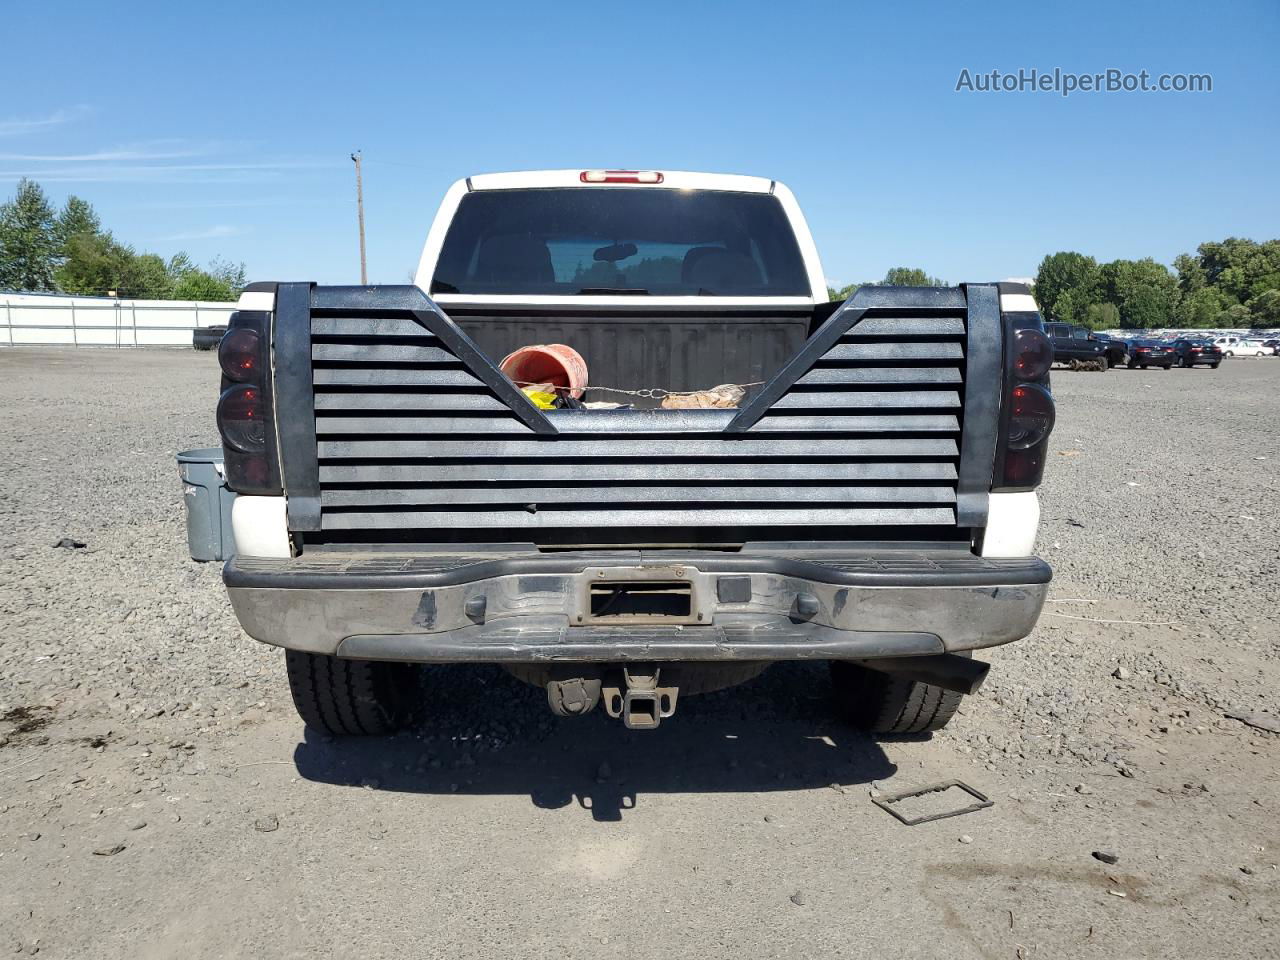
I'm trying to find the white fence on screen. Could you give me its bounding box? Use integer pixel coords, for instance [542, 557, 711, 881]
[0, 292, 236, 347]
[1099, 327, 1280, 338]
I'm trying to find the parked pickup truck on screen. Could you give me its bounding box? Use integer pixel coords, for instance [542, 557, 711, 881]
[216, 169, 1055, 736]
[1045, 322, 1112, 370]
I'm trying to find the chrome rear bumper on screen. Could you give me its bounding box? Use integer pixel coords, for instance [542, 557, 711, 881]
[224, 549, 1050, 663]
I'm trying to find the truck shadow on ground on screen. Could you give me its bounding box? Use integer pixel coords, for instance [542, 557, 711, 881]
[292, 662, 902, 821]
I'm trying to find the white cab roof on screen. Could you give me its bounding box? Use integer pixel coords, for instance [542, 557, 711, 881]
[467, 169, 776, 193]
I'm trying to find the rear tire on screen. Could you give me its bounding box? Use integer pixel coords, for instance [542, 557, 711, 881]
[1210, 362, 1221, 369]
[830, 660, 965, 734]
[285, 650, 421, 736]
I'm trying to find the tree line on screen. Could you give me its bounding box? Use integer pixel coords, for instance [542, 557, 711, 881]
[831, 247, 1279, 330]
[827, 267, 948, 302]
[0, 178, 245, 301]
[1033, 242, 1280, 329]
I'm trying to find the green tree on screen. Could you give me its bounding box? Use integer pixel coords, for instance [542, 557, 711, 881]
[1222, 303, 1251, 326]
[828, 282, 862, 302]
[130, 253, 175, 300]
[1083, 302, 1120, 329]
[56, 231, 139, 296]
[1248, 288, 1280, 326]
[207, 256, 247, 296]
[54, 195, 101, 253]
[1175, 286, 1230, 327]
[1099, 258, 1180, 328]
[0, 178, 59, 290]
[171, 269, 236, 302]
[882, 267, 947, 286]
[1033, 252, 1101, 323]
[1194, 237, 1280, 303]
[1173, 252, 1206, 297]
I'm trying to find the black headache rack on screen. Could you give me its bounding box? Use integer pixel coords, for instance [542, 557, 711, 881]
[269, 283, 1003, 549]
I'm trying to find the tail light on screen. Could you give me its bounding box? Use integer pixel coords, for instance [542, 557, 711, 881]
[993, 297, 1056, 491]
[217, 384, 266, 452]
[580, 170, 664, 184]
[219, 327, 261, 381]
[217, 310, 282, 494]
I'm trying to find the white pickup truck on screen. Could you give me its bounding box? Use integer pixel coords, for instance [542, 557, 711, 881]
[215, 169, 1055, 735]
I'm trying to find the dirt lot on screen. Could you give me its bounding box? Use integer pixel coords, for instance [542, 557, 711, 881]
[1, 349, 1277, 958]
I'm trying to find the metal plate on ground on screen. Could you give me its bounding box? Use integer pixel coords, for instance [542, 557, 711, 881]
[871, 779, 993, 826]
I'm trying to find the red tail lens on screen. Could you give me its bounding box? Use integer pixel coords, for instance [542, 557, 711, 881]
[579, 170, 664, 184]
[1007, 383, 1055, 450]
[219, 327, 261, 381]
[217, 384, 266, 453]
[1011, 328, 1053, 380]
[1001, 447, 1046, 487]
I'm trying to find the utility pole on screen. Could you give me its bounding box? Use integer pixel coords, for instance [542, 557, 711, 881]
[351, 151, 368, 284]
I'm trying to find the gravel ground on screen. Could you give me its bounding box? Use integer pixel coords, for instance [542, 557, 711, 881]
[0, 348, 1276, 958]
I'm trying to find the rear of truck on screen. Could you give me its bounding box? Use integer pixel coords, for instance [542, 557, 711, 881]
[216, 170, 1056, 735]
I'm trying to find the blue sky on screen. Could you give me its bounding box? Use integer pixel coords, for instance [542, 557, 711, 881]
[1, 0, 1276, 288]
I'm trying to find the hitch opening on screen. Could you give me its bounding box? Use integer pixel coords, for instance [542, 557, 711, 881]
[601, 666, 679, 730]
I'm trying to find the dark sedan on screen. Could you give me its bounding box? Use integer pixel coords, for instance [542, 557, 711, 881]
[1125, 340, 1175, 369]
[1172, 339, 1223, 368]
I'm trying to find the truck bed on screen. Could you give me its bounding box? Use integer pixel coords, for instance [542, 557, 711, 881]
[449, 304, 815, 406]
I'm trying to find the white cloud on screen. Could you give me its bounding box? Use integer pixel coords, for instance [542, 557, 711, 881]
[0, 137, 332, 184]
[0, 106, 89, 137]
[158, 224, 244, 241]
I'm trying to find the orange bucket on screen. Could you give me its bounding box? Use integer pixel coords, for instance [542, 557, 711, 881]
[499, 344, 589, 400]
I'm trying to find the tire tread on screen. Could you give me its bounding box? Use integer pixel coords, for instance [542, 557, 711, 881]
[285, 650, 418, 736]
[830, 660, 964, 734]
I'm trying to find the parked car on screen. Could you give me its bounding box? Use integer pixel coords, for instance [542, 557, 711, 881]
[1125, 340, 1175, 369]
[193, 324, 228, 350]
[1045, 322, 1108, 370]
[1089, 333, 1128, 368]
[1241, 339, 1277, 356]
[1172, 339, 1223, 368]
[1212, 335, 1275, 357]
[214, 168, 1056, 737]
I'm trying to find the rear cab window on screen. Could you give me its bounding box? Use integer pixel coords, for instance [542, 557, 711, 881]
[431, 188, 810, 297]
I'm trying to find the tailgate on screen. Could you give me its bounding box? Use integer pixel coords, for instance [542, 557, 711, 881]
[271, 284, 1003, 547]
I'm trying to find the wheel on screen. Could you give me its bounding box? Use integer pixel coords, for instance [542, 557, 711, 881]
[1224, 351, 1234, 357]
[1180, 358, 1190, 368]
[1163, 363, 1172, 370]
[1126, 360, 1136, 369]
[1140, 364, 1148, 369]
[830, 660, 965, 734]
[285, 650, 422, 736]
[1257, 351, 1266, 357]
[1210, 362, 1220, 369]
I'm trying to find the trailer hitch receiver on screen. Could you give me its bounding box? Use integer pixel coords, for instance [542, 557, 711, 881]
[602, 666, 679, 730]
